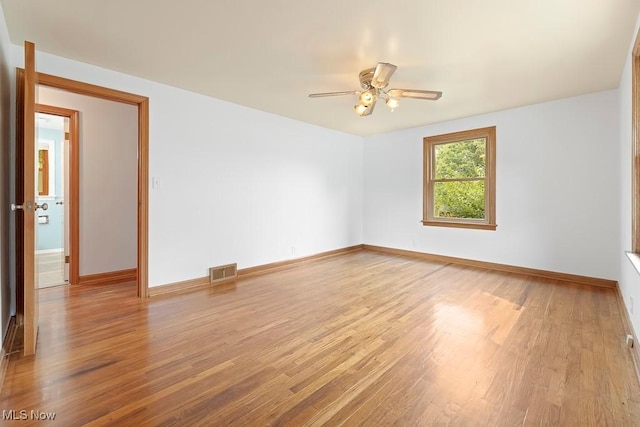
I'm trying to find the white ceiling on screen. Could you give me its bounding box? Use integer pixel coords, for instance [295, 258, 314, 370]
[3, 0, 640, 136]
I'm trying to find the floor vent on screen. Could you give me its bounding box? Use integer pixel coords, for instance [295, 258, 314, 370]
[209, 263, 237, 285]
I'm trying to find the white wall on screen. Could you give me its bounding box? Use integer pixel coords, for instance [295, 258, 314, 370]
[13, 46, 364, 287]
[363, 90, 620, 280]
[618, 12, 640, 339]
[0, 3, 12, 337]
[37, 86, 138, 276]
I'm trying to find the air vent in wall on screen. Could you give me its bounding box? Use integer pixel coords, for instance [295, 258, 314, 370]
[209, 263, 238, 285]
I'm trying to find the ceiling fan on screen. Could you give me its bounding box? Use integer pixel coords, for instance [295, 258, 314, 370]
[308, 62, 442, 116]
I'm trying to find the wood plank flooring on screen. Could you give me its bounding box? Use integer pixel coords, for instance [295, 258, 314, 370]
[1, 250, 639, 425]
[36, 251, 65, 289]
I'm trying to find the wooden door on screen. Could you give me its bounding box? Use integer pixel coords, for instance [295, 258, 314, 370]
[22, 40, 38, 355]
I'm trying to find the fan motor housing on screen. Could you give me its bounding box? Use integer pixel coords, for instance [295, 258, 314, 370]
[359, 68, 376, 89]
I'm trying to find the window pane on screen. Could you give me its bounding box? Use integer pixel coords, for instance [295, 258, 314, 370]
[434, 138, 486, 179]
[434, 180, 485, 219]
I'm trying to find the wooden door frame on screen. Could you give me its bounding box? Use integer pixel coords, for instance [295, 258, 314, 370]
[34, 103, 80, 285]
[16, 70, 149, 299]
[15, 70, 24, 324]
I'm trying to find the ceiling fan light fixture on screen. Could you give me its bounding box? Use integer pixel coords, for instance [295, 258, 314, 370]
[354, 104, 368, 116]
[308, 63, 442, 117]
[358, 89, 376, 107]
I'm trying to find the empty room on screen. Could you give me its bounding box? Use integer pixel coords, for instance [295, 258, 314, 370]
[0, 0, 640, 425]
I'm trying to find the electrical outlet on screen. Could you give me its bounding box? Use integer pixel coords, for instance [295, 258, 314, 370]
[631, 296, 635, 315]
[626, 334, 634, 348]
[291, 246, 296, 256]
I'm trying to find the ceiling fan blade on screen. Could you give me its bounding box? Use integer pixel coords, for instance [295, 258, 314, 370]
[370, 63, 397, 89]
[387, 89, 442, 100]
[308, 90, 359, 98]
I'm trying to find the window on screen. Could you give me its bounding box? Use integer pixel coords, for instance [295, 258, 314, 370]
[423, 126, 496, 230]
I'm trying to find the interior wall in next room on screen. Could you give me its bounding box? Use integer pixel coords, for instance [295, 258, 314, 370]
[35, 124, 64, 251]
[37, 85, 138, 277]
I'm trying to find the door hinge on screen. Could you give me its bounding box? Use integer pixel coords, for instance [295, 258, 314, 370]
[65, 256, 70, 264]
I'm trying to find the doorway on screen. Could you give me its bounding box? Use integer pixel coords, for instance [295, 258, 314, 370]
[35, 112, 66, 288]
[16, 49, 149, 355]
[33, 104, 79, 288]
[33, 74, 149, 296]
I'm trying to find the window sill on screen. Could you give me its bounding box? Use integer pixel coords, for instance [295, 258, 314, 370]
[626, 251, 640, 276]
[421, 220, 497, 231]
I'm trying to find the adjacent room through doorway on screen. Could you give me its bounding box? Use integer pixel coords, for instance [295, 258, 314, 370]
[35, 112, 68, 289]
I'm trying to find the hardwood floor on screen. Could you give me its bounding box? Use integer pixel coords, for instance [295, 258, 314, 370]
[36, 251, 66, 289]
[2, 250, 639, 425]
